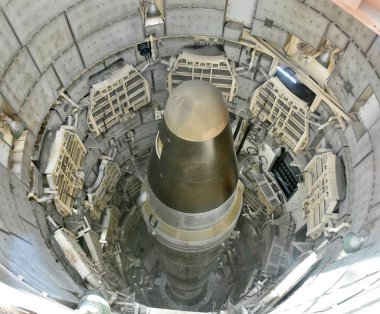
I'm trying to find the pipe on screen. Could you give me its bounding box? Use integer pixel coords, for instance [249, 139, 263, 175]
[159, 58, 170, 66]
[77, 291, 111, 314]
[149, 34, 156, 62]
[59, 90, 80, 109]
[324, 221, 351, 237]
[27, 192, 54, 203]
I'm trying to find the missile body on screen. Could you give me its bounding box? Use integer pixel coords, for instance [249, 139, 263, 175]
[140, 80, 244, 303]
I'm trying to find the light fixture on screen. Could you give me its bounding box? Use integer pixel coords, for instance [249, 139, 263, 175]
[276, 66, 297, 84]
[343, 232, 367, 253]
[316, 50, 331, 68]
[0, 114, 25, 139]
[272, 146, 283, 157]
[137, 42, 151, 58]
[146, 2, 160, 17]
[73, 195, 82, 209]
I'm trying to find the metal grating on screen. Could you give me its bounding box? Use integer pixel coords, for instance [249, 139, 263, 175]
[263, 235, 286, 276]
[253, 172, 282, 209]
[167, 51, 237, 101]
[86, 160, 121, 221]
[123, 175, 142, 206]
[271, 150, 302, 199]
[44, 129, 87, 217]
[250, 77, 310, 152]
[88, 64, 151, 135]
[303, 152, 344, 239]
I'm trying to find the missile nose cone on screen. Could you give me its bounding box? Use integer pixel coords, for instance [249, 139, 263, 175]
[141, 80, 244, 304]
[147, 80, 239, 213]
[164, 80, 229, 141]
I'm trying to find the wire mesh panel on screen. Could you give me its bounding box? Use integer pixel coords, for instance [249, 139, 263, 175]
[303, 152, 345, 239]
[167, 51, 237, 101]
[45, 129, 87, 217]
[86, 160, 121, 221]
[88, 64, 151, 135]
[250, 77, 309, 152]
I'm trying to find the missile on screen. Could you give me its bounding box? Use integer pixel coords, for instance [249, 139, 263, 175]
[140, 80, 244, 304]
